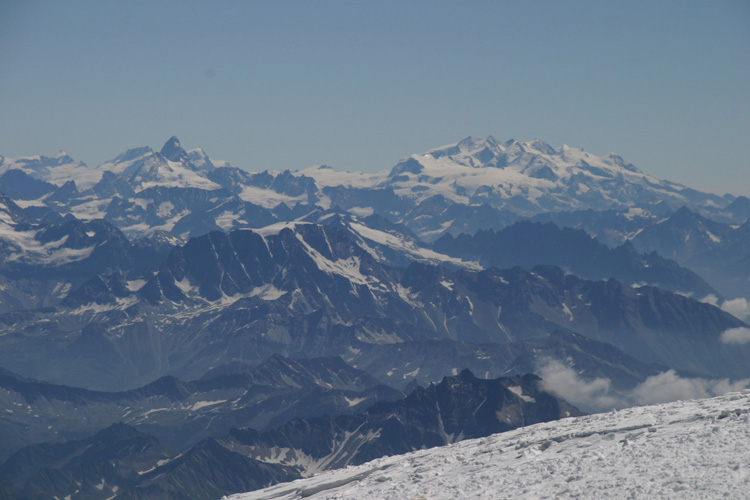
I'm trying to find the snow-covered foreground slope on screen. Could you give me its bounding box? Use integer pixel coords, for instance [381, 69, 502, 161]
[230, 390, 750, 500]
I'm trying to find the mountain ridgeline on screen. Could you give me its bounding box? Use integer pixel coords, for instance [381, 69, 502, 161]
[0, 355, 402, 463]
[431, 221, 718, 298]
[0, 222, 746, 394]
[0, 135, 748, 499]
[0, 370, 580, 500]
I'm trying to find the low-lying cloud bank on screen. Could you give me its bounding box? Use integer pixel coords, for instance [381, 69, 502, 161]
[537, 358, 750, 413]
[629, 370, 750, 405]
[537, 359, 619, 412]
[701, 295, 750, 323]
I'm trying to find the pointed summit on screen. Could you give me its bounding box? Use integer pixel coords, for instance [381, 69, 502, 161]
[527, 139, 556, 155]
[456, 136, 480, 149]
[49, 151, 79, 166]
[186, 148, 215, 172]
[159, 136, 188, 163]
[455, 136, 502, 152]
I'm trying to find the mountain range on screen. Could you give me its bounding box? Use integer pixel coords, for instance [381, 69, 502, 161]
[0, 135, 748, 499]
[0, 222, 745, 393]
[1, 136, 744, 241]
[0, 354, 402, 463]
[0, 370, 580, 500]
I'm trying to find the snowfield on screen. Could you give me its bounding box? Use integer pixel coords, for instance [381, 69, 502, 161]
[229, 390, 750, 500]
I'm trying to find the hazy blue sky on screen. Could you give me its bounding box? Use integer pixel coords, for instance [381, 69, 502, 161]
[1, 0, 748, 195]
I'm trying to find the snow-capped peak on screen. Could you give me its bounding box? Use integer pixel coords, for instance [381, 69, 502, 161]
[384, 136, 692, 215]
[186, 147, 216, 172]
[159, 135, 188, 163]
[106, 146, 154, 166]
[51, 151, 77, 165]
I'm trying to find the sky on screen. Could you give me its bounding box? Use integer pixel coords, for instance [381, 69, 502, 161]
[1, 0, 748, 195]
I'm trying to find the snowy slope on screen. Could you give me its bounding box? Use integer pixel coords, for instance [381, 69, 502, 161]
[231, 390, 750, 500]
[297, 164, 388, 189]
[0, 140, 223, 192]
[0, 151, 98, 189]
[0, 212, 97, 266]
[382, 136, 721, 214]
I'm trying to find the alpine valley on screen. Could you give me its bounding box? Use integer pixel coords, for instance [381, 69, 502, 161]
[0, 136, 748, 500]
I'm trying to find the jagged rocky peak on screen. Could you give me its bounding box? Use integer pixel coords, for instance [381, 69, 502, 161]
[455, 135, 503, 152]
[159, 135, 189, 163]
[526, 138, 557, 155]
[421, 136, 563, 170]
[425, 136, 504, 164]
[0, 192, 34, 225]
[157, 136, 216, 172]
[442, 136, 556, 156]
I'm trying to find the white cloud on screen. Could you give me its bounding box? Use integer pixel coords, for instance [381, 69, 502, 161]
[631, 370, 750, 405]
[720, 327, 750, 344]
[536, 358, 750, 413]
[700, 294, 719, 306]
[700, 295, 750, 323]
[720, 297, 750, 323]
[537, 358, 623, 412]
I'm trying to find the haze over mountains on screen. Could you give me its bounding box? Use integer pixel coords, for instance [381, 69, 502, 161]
[0, 136, 748, 499]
